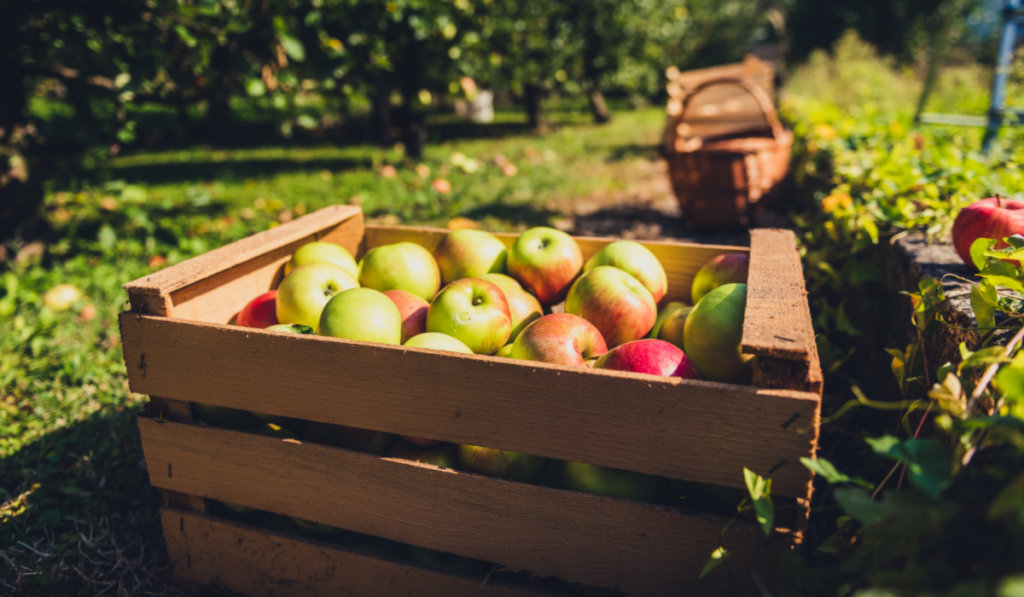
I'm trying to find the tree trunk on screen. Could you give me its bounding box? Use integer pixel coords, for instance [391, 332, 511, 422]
[589, 89, 612, 124]
[371, 74, 394, 146]
[204, 46, 234, 142]
[524, 84, 544, 130]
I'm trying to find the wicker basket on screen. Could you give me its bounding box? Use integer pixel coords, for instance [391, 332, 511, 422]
[665, 78, 792, 228]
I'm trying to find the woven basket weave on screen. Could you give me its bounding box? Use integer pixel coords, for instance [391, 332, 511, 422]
[665, 78, 792, 228]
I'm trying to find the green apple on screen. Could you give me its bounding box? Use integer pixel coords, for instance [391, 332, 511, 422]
[565, 266, 657, 348]
[286, 241, 359, 278]
[691, 254, 749, 304]
[585, 241, 668, 303]
[494, 343, 514, 358]
[305, 421, 399, 455]
[457, 444, 547, 483]
[359, 242, 441, 301]
[507, 227, 583, 306]
[276, 262, 359, 329]
[480, 273, 543, 341]
[386, 441, 460, 469]
[426, 278, 511, 354]
[649, 301, 687, 339]
[656, 304, 693, 350]
[434, 229, 508, 285]
[265, 323, 314, 334]
[317, 288, 402, 345]
[683, 283, 753, 383]
[404, 332, 473, 354]
[563, 461, 669, 504]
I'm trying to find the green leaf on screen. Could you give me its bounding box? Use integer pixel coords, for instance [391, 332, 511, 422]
[815, 516, 853, 555]
[866, 436, 952, 499]
[997, 364, 1024, 400]
[971, 282, 998, 330]
[174, 24, 198, 48]
[743, 468, 774, 536]
[988, 473, 1024, 522]
[38, 508, 62, 527]
[698, 546, 730, 579]
[972, 238, 998, 270]
[959, 345, 1013, 372]
[833, 488, 894, 524]
[279, 34, 306, 62]
[997, 574, 1024, 597]
[800, 457, 874, 488]
[978, 259, 1024, 295]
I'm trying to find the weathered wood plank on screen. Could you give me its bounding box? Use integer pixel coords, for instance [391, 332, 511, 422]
[161, 507, 566, 597]
[363, 225, 747, 306]
[742, 229, 815, 361]
[146, 422, 786, 597]
[121, 314, 819, 496]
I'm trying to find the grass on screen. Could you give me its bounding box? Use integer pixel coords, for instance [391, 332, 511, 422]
[1, 107, 673, 595]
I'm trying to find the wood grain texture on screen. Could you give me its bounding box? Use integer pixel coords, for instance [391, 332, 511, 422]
[121, 314, 819, 496]
[363, 225, 747, 305]
[145, 421, 786, 597]
[742, 229, 815, 361]
[161, 507, 565, 597]
[123, 205, 362, 324]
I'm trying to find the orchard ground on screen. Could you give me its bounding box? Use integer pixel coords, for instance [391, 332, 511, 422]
[3, 36, 1022, 595]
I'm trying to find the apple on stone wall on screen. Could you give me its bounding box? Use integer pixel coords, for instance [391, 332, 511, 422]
[952, 196, 1024, 269]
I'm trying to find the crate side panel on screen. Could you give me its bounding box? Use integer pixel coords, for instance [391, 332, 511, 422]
[122, 314, 819, 496]
[363, 225, 747, 306]
[160, 507, 562, 597]
[146, 422, 785, 597]
[170, 213, 364, 324]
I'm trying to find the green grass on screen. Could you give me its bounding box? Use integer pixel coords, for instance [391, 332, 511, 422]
[1, 108, 668, 595]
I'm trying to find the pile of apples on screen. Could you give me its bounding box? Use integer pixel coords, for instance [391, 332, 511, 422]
[213, 226, 750, 505]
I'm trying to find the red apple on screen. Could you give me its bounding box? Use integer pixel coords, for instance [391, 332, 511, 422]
[584, 240, 668, 303]
[565, 266, 657, 348]
[433, 229, 508, 285]
[593, 339, 701, 379]
[691, 254, 749, 304]
[426, 278, 512, 354]
[383, 289, 429, 343]
[236, 290, 279, 328]
[509, 313, 607, 366]
[952, 197, 1024, 269]
[507, 227, 583, 306]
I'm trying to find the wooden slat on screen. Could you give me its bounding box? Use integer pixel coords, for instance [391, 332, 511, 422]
[161, 507, 565, 597]
[121, 314, 820, 497]
[741, 229, 815, 361]
[145, 421, 786, 597]
[123, 205, 363, 325]
[364, 225, 747, 306]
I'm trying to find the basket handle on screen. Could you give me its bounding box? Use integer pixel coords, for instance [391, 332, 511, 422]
[678, 77, 785, 142]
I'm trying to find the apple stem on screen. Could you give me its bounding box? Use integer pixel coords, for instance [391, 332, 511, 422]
[997, 193, 1003, 209]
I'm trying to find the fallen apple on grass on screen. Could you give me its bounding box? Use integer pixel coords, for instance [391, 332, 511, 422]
[565, 266, 657, 347]
[286, 241, 359, 278]
[426, 278, 511, 354]
[507, 227, 582, 306]
[237, 290, 279, 328]
[434, 229, 508, 284]
[585, 240, 668, 303]
[276, 262, 359, 329]
[359, 242, 441, 301]
[509, 313, 607, 366]
[691, 253, 749, 304]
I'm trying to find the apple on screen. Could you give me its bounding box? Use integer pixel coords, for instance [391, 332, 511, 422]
[237, 290, 279, 328]
[318, 288, 402, 345]
[691, 254, 749, 304]
[656, 304, 693, 350]
[565, 266, 657, 347]
[383, 289, 429, 343]
[286, 241, 359, 278]
[494, 343, 514, 358]
[305, 421, 398, 455]
[593, 339, 701, 380]
[952, 197, 1024, 269]
[404, 332, 473, 354]
[387, 441, 460, 469]
[480, 273, 543, 341]
[562, 461, 669, 504]
[650, 301, 687, 339]
[359, 242, 441, 301]
[276, 262, 359, 329]
[510, 313, 607, 366]
[585, 241, 668, 303]
[684, 283, 753, 383]
[458, 444, 547, 483]
[434, 229, 508, 285]
[507, 227, 583, 305]
[426, 278, 511, 354]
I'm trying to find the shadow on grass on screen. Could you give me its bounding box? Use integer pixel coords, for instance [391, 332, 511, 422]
[573, 204, 752, 246]
[111, 156, 372, 186]
[0, 405, 191, 597]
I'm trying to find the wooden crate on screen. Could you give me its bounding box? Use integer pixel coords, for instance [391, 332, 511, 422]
[119, 205, 822, 597]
